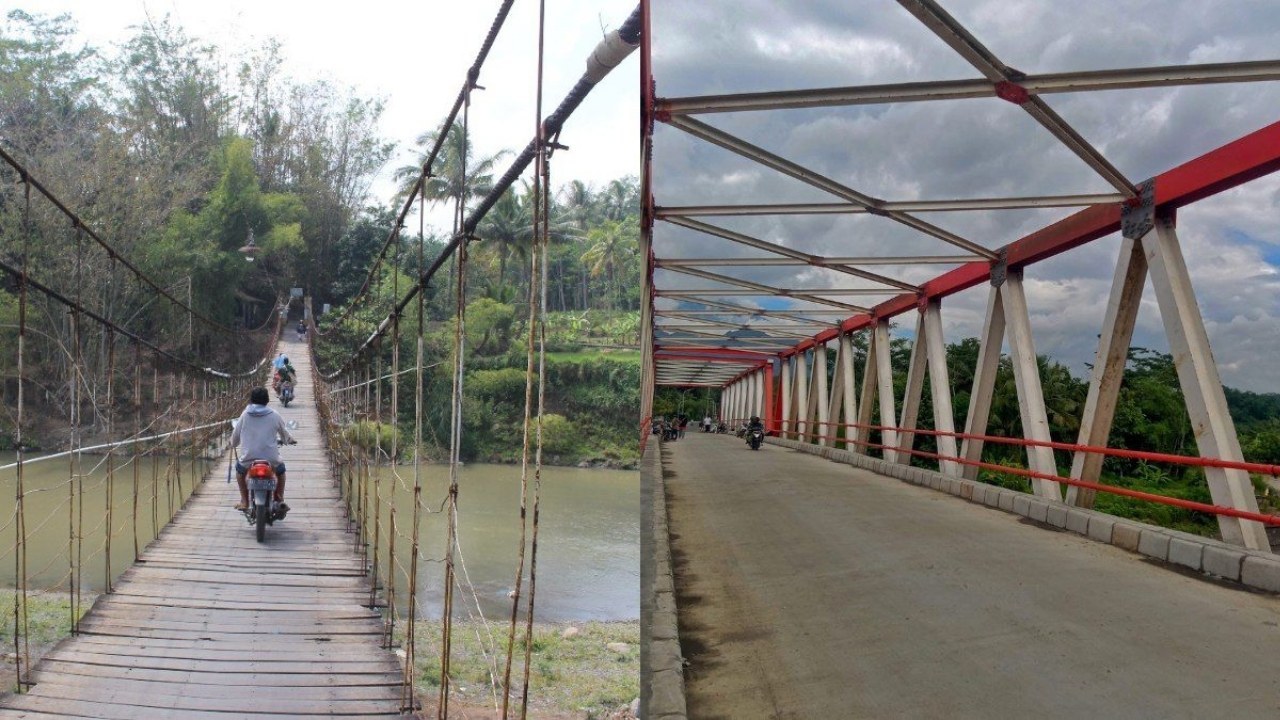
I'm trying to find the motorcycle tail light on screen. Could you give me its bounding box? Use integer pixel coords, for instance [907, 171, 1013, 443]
[249, 462, 274, 479]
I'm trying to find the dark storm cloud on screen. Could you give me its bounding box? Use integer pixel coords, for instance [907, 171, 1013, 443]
[651, 0, 1280, 390]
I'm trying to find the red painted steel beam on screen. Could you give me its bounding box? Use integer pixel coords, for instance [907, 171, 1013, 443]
[775, 119, 1280, 358]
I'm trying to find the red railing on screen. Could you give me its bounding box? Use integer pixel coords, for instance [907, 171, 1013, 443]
[724, 417, 1280, 527]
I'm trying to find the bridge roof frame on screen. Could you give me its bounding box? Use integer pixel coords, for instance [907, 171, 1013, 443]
[645, 0, 1280, 389]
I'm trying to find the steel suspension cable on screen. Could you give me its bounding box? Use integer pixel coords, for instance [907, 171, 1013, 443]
[520, 114, 554, 720]
[13, 176, 31, 691]
[403, 180, 428, 713]
[438, 81, 474, 720]
[502, 0, 547, 712]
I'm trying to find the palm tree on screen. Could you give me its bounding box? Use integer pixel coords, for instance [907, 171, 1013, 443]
[393, 122, 509, 217]
[599, 177, 639, 221]
[580, 218, 634, 309]
[476, 183, 580, 296]
[559, 179, 594, 230]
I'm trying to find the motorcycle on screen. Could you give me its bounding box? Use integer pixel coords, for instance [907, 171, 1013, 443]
[747, 426, 764, 450]
[279, 380, 295, 407]
[233, 420, 297, 543]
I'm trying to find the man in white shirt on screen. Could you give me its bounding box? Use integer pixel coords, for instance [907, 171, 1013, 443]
[230, 387, 296, 512]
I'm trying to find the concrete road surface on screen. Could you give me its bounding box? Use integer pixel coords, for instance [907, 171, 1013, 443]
[661, 433, 1280, 719]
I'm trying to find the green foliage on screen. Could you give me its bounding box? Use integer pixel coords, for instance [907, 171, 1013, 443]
[539, 413, 576, 454]
[343, 421, 400, 457]
[465, 298, 515, 356]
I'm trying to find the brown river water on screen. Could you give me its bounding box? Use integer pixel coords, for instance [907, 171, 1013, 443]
[0, 453, 638, 621]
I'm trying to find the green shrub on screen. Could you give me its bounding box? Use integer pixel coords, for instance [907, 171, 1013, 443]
[343, 421, 401, 457]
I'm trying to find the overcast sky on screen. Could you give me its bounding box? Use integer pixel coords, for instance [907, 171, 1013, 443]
[650, 0, 1280, 392]
[20, 0, 638, 231]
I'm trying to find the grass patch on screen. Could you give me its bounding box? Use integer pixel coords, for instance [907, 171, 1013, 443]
[0, 591, 97, 689]
[403, 619, 638, 717]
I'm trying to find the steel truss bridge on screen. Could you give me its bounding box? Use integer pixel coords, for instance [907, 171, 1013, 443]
[639, 1, 1280, 717]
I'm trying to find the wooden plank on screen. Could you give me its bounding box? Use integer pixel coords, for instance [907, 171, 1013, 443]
[17, 682, 401, 715]
[41, 649, 399, 674]
[30, 660, 401, 687]
[1, 695, 399, 719]
[28, 677, 400, 702]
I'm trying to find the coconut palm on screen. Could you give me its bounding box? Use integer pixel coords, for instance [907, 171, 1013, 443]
[393, 122, 509, 215]
[476, 183, 579, 295]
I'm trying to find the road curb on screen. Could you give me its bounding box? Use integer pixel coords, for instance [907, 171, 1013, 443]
[767, 437, 1280, 595]
[640, 439, 688, 719]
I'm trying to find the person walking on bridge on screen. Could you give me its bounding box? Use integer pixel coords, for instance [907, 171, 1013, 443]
[230, 387, 295, 513]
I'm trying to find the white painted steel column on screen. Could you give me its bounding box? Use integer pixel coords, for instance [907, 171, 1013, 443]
[960, 284, 1005, 481]
[896, 310, 929, 464]
[855, 330, 877, 455]
[814, 342, 831, 446]
[1067, 236, 1146, 506]
[1001, 271, 1062, 499]
[1145, 216, 1270, 550]
[923, 300, 960, 476]
[873, 320, 898, 462]
[842, 334, 858, 450]
[795, 351, 810, 443]
[780, 356, 793, 437]
[751, 369, 763, 419]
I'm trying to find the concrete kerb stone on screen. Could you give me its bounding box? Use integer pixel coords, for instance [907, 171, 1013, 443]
[1065, 508, 1091, 536]
[1137, 529, 1171, 561]
[1045, 503, 1068, 528]
[982, 486, 1002, 508]
[1086, 515, 1116, 544]
[1201, 544, 1246, 582]
[998, 491, 1017, 513]
[768, 434, 1280, 595]
[1241, 554, 1280, 593]
[1012, 494, 1031, 518]
[1166, 537, 1205, 571]
[1111, 522, 1142, 551]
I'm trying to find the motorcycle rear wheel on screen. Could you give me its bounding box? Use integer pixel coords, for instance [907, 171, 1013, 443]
[255, 504, 269, 542]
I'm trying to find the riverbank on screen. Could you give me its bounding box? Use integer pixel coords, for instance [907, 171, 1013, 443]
[403, 619, 639, 719]
[0, 591, 97, 691]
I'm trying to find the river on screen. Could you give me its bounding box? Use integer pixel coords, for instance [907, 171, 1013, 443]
[0, 454, 638, 622]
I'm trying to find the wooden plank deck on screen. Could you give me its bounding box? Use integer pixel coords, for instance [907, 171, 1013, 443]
[0, 337, 406, 718]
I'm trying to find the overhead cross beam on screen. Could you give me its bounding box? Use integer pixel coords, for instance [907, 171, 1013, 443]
[656, 60, 1280, 114]
[661, 215, 954, 285]
[664, 115, 1000, 259]
[896, 0, 1137, 197]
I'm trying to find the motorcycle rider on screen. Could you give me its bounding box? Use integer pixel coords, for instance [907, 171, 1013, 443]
[273, 357, 297, 395]
[230, 387, 295, 513]
[746, 415, 765, 447]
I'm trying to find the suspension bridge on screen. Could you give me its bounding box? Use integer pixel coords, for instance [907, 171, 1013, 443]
[0, 2, 640, 718]
[638, 1, 1280, 717]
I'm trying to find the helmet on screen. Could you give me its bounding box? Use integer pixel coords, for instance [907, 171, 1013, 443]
[750, 416, 760, 423]
[281, 356, 288, 364]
